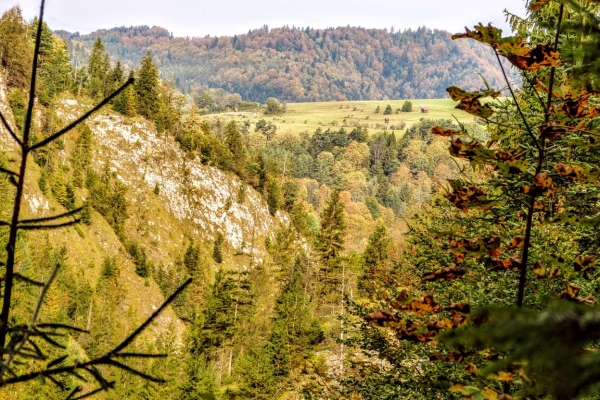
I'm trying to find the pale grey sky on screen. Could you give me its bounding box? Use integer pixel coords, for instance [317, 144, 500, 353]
[8, 0, 527, 37]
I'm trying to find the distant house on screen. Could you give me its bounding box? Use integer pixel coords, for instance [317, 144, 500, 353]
[419, 104, 429, 113]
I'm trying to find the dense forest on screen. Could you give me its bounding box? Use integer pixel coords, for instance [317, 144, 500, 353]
[2, 1, 600, 399]
[55, 25, 508, 102]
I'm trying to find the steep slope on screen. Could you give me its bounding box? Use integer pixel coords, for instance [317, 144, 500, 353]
[0, 72, 284, 397]
[59, 25, 506, 102]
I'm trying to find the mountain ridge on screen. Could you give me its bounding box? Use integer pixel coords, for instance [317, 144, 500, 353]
[58, 24, 507, 103]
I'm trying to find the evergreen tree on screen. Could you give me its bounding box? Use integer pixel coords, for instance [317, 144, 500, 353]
[266, 177, 282, 216]
[359, 224, 392, 296]
[316, 190, 346, 263]
[401, 99, 413, 112]
[70, 123, 93, 187]
[86, 38, 110, 100]
[224, 121, 246, 176]
[135, 51, 160, 120]
[184, 241, 200, 274]
[383, 104, 393, 115]
[51, 167, 68, 206]
[0, 6, 32, 89]
[114, 69, 137, 117]
[107, 58, 125, 94]
[212, 233, 224, 264]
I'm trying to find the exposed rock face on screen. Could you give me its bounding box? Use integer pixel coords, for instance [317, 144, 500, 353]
[55, 96, 282, 263]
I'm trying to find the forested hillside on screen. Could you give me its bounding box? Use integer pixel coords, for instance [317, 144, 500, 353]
[4, 1, 600, 399]
[57, 25, 506, 102]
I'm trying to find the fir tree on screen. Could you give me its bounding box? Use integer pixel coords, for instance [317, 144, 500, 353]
[224, 121, 246, 176]
[51, 167, 68, 206]
[135, 51, 160, 120]
[86, 38, 110, 100]
[107, 58, 125, 94]
[359, 224, 392, 296]
[114, 69, 137, 117]
[212, 233, 224, 264]
[0, 6, 32, 89]
[70, 123, 93, 187]
[184, 241, 200, 274]
[316, 190, 346, 263]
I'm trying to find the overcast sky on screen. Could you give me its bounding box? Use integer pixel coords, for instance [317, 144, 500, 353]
[8, 0, 527, 37]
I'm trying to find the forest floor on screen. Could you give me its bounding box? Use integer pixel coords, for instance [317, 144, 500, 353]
[222, 98, 476, 136]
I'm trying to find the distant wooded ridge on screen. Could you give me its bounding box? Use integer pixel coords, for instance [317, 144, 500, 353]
[56, 25, 506, 103]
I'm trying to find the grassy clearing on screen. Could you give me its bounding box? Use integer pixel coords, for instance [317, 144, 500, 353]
[220, 98, 477, 136]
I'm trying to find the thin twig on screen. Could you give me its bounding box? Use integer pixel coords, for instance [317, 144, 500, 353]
[18, 219, 82, 230]
[495, 50, 541, 151]
[0, 111, 21, 146]
[0, 167, 18, 177]
[20, 207, 83, 224]
[517, 4, 564, 307]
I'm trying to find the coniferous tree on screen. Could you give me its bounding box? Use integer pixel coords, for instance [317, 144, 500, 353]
[135, 51, 160, 120]
[315, 190, 346, 302]
[0, 6, 32, 89]
[107, 58, 125, 94]
[86, 38, 110, 100]
[51, 167, 68, 206]
[70, 123, 93, 187]
[316, 190, 346, 263]
[224, 121, 246, 176]
[212, 233, 224, 264]
[114, 69, 137, 116]
[359, 224, 392, 296]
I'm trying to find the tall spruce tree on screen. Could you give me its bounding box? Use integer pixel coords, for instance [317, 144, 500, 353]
[0, 6, 32, 89]
[114, 69, 137, 117]
[86, 38, 110, 100]
[316, 190, 346, 263]
[224, 121, 246, 176]
[70, 123, 93, 187]
[135, 51, 160, 120]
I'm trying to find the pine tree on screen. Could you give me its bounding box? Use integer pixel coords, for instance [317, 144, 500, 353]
[135, 51, 160, 120]
[224, 121, 246, 176]
[70, 123, 93, 187]
[184, 241, 200, 274]
[0, 6, 32, 89]
[316, 190, 346, 263]
[212, 233, 224, 264]
[114, 69, 137, 117]
[107, 58, 125, 97]
[86, 38, 110, 100]
[51, 168, 68, 206]
[359, 224, 392, 296]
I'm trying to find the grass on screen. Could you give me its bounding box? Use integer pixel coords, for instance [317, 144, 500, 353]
[220, 98, 477, 136]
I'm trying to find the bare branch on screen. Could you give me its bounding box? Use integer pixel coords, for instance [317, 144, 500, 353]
[107, 359, 165, 382]
[68, 383, 115, 400]
[20, 207, 83, 224]
[18, 219, 82, 230]
[110, 277, 192, 355]
[0, 167, 19, 178]
[36, 323, 88, 333]
[30, 78, 134, 151]
[0, 111, 22, 146]
[112, 352, 167, 358]
[13, 274, 44, 287]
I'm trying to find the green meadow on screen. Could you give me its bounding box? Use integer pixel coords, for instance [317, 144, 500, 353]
[223, 98, 477, 136]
